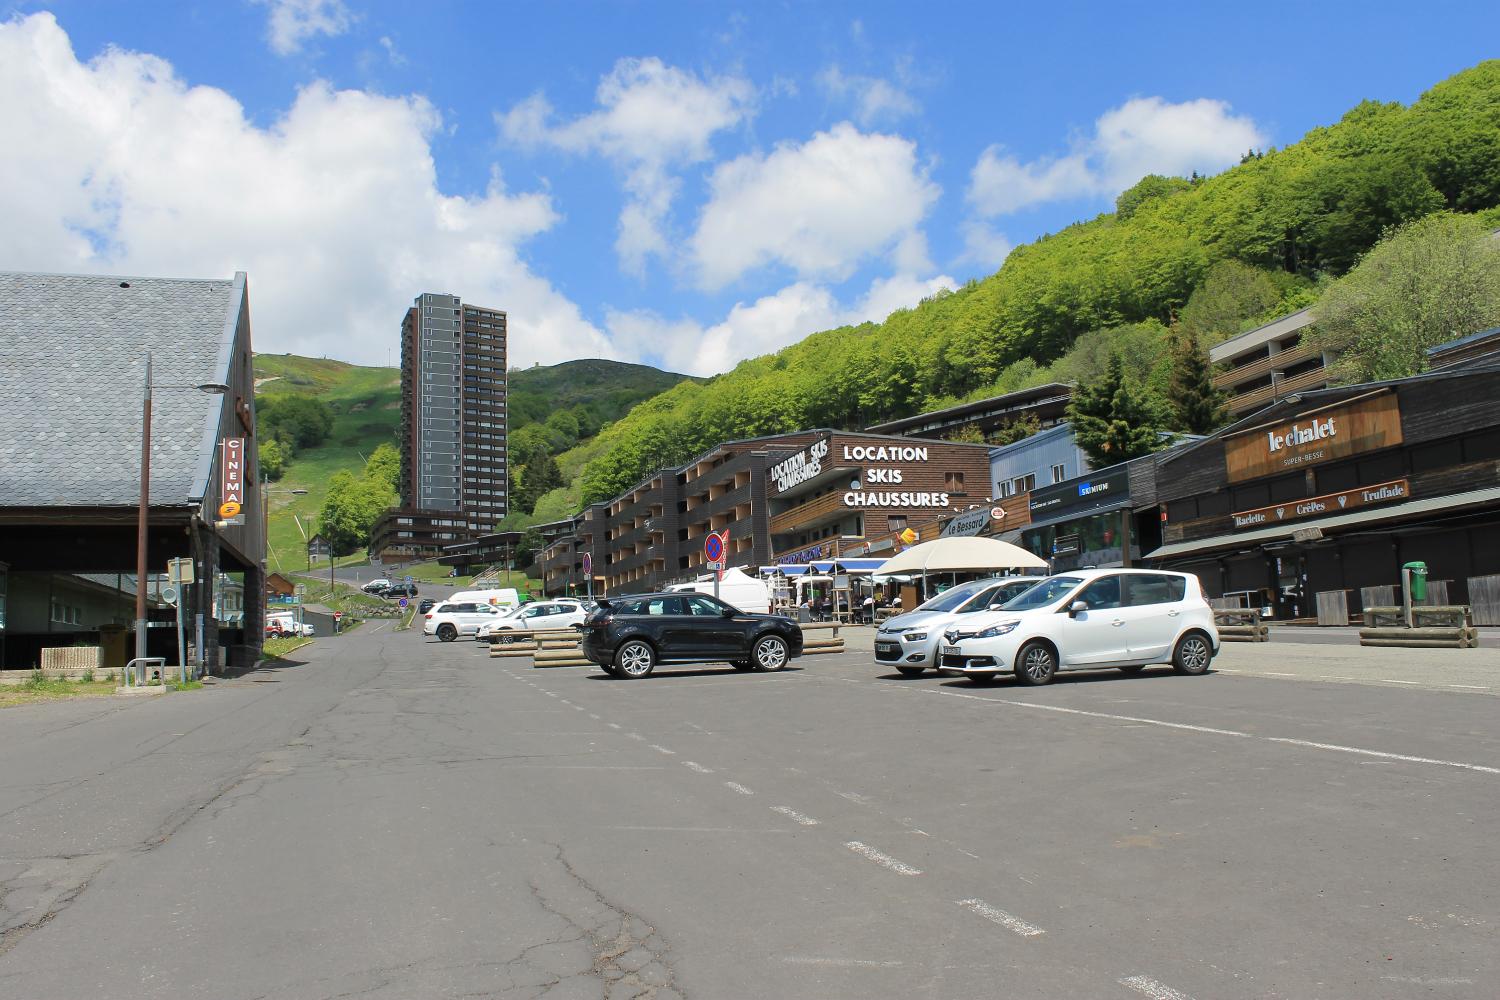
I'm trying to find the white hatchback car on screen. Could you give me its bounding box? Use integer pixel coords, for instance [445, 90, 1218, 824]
[423, 601, 504, 641]
[476, 600, 588, 641]
[937, 569, 1219, 685]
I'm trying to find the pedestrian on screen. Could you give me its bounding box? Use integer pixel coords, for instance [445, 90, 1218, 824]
[861, 594, 874, 624]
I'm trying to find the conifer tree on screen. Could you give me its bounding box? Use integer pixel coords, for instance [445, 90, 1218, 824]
[1068, 354, 1170, 469]
[1168, 331, 1228, 434]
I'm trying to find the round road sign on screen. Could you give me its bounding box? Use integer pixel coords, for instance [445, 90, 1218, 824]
[399, 598, 408, 609]
[582, 552, 593, 576]
[704, 532, 724, 564]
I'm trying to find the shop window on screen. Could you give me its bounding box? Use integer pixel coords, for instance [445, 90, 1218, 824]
[1463, 429, 1500, 462]
[1315, 462, 1359, 494]
[1358, 452, 1404, 484]
[1410, 439, 1462, 473]
[1268, 474, 1305, 504]
[1233, 483, 1270, 510]
[1198, 492, 1232, 517]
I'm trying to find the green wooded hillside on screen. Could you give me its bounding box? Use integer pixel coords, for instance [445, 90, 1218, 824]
[253, 355, 695, 568]
[579, 61, 1500, 504]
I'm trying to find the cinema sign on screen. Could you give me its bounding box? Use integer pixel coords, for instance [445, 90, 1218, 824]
[1224, 391, 1402, 484]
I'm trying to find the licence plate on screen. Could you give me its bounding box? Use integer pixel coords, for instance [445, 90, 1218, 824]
[874, 642, 897, 653]
[942, 645, 962, 657]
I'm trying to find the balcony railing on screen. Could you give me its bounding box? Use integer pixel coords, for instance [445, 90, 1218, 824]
[1213, 343, 1318, 390]
[1225, 367, 1331, 415]
[769, 491, 847, 536]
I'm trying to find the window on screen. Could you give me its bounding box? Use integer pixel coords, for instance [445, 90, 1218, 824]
[1051, 464, 1067, 484]
[1011, 473, 1037, 495]
[888, 515, 908, 533]
[1075, 576, 1123, 610]
[685, 595, 725, 617]
[945, 471, 965, 492]
[997, 480, 1015, 498]
[1125, 574, 1185, 607]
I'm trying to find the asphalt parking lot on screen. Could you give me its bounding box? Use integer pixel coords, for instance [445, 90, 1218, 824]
[1, 625, 1496, 999]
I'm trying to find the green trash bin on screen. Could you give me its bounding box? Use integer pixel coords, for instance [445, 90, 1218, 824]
[1402, 561, 1428, 603]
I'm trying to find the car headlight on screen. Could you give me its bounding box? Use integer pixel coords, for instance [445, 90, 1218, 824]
[974, 621, 1020, 639]
[902, 631, 927, 642]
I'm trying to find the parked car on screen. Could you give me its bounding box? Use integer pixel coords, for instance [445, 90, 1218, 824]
[423, 601, 504, 641]
[265, 615, 314, 637]
[937, 569, 1219, 686]
[580, 592, 804, 679]
[417, 598, 437, 615]
[362, 578, 392, 594]
[873, 577, 1044, 676]
[383, 582, 419, 599]
[477, 600, 589, 640]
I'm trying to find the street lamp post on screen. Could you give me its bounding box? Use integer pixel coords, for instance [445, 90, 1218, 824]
[135, 351, 231, 666]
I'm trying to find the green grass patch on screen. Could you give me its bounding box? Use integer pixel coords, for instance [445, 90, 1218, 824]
[263, 636, 313, 658]
[0, 676, 120, 708]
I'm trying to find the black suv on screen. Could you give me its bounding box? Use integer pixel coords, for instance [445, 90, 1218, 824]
[383, 582, 419, 599]
[581, 592, 804, 679]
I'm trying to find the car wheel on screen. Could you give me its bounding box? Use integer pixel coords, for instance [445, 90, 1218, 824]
[752, 635, 789, 672]
[436, 623, 457, 642]
[1014, 641, 1057, 686]
[614, 640, 656, 679]
[1117, 664, 1146, 674]
[1172, 632, 1214, 675]
[896, 666, 926, 677]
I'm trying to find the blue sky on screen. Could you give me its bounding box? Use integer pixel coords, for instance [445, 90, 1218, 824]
[2, 2, 1496, 374]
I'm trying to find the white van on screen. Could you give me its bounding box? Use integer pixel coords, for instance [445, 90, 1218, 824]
[449, 588, 522, 610]
[666, 567, 771, 614]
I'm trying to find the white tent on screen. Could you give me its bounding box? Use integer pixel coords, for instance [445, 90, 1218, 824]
[875, 536, 1047, 574]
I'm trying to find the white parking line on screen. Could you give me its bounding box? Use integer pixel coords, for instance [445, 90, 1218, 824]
[845, 841, 922, 875]
[608, 723, 622, 729]
[683, 761, 715, 774]
[1217, 668, 1492, 692]
[1119, 975, 1196, 1000]
[955, 898, 1045, 937]
[916, 688, 1500, 776]
[835, 789, 873, 805]
[770, 805, 819, 826]
[626, 733, 646, 741]
[588, 713, 601, 720]
[724, 781, 755, 795]
[648, 744, 676, 755]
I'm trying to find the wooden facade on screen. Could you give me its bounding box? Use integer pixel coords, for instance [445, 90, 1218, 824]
[1151, 368, 1500, 617]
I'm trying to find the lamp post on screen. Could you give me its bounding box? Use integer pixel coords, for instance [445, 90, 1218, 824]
[135, 352, 231, 665]
[260, 478, 308, 572]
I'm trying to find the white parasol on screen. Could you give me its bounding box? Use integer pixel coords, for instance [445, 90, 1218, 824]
[874, 535, 1047, 575]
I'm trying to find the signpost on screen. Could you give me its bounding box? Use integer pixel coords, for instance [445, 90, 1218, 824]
[581, 552, 593, 598]
[704, 530, 728, 600]
[165, 557, 195, 679]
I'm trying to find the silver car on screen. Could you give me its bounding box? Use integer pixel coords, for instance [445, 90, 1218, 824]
[873, 577, 1043, 676]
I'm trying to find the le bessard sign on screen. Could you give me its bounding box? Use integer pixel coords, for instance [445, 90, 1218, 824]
[1224, 392, 1403, 484]
[771, 438, 953, 509]
[1232, 479, 1410, 529]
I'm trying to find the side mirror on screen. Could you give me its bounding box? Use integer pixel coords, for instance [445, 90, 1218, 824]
[988, 602, 1007, 610]
[1068, 600, 1089, 618]
[721, 608, 736, 618]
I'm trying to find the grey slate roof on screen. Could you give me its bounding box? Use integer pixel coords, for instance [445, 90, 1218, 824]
[0, 271, 243, 508]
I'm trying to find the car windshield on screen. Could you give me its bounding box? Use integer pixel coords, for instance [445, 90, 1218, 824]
[999, 576, 1085, 611]
[912, 579, 997, 614]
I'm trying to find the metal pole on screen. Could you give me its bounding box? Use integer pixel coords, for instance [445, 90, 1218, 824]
[135, 353, 152, 665]
[175, 588, 186, 685]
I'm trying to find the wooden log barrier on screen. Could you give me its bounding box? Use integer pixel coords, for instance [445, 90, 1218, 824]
[799, 620, 844, 655]
[1217, 624, 1270, 643]
[1359, 626, 1477, 649]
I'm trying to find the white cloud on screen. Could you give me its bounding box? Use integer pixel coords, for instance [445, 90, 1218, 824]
[691, 123, 941, 290]
[254, 0, 353, 56]
[968, 96, 1266, 217]
[609, 271, 956, 377]
[817, 65, 919, 126]
[0, 12, 615, 368]
[498, 57, 755, 275]
[958, 220, 1014, 269]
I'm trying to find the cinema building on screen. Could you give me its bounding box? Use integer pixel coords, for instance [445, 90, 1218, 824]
[1145, 361, 1500, 622]
[537, 431, 991, 596]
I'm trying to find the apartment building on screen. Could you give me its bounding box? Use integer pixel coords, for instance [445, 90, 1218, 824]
[373, 292, 509, 561]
